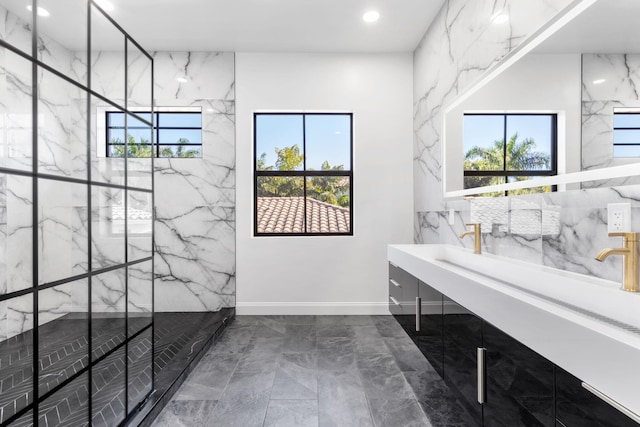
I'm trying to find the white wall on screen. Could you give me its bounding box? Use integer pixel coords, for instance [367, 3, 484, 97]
[236, 53, 413, 314]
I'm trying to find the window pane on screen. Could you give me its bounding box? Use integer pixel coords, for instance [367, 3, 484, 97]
[505, 115, 552, 171]
[306, 176, 350, 233]
[463, 175, 505, 189]
[613, 129, 640, 145]
[507, 176, 552, 194]
[128, 114, 152, 128]
[159, 145, 202, 158]
[464, 115, 505, 171]
[159, 112, 201, 128]
[256, 115, 304, 171]
[305, 115, 351, 171]
[613, 145, 640, 158]
[158, 129, 202, 145]
[108, 112, 125, 127]
[614, 113, 640, 128]
[256, 176, 304, 233]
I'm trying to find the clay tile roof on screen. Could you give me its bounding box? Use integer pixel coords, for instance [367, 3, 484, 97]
[257, 197, 350, 234]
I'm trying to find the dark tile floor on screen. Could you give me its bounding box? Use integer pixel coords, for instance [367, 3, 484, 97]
[153, 315, 469, 427]
[0, 310, 232, 427]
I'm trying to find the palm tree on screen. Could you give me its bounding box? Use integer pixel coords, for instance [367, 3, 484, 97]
[464, 133, 551, 194]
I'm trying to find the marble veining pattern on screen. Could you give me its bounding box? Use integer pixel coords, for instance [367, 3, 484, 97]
[581, 54, 640, 188]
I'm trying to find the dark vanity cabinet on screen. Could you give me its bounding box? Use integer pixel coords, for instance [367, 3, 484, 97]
[555, 368, 638, 427]
[483, 322, 554, 427]
[443, 296, 483, 422]
[388, 263, 638, 427]
[388, 263, 444, 376]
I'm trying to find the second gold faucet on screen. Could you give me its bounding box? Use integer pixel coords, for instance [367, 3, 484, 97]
[595, 232, 639, 292]
[460, 223, 482, 254]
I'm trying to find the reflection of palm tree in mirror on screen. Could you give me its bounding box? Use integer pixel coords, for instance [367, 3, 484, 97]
[464, 133, 551, 193]
[110, 136, 199, 158]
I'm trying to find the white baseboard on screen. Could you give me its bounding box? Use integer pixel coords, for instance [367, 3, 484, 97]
[235, 302, 390, 315]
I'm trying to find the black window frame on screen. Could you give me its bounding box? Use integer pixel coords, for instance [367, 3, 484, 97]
[106, 110, 202, 158]
[254, 112, 354, 237]
[613, 111, 640, 158]
[463, 113, 558, 196]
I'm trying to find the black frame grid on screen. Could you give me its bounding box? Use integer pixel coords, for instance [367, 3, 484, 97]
[254, 112, 354, 236]
[0, 1, 155, 425]
[106, 110, 202, 158]
[613, 111, 640, 157]
[463, 113, 558, 195]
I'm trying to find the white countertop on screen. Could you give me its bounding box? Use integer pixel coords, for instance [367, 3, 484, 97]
[388, 244, 640, 418]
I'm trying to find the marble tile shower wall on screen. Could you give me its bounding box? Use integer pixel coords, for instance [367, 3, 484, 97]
[85, 51, 236, 312]
[412, 0, 640, 284]
[2, 7, 233, 344]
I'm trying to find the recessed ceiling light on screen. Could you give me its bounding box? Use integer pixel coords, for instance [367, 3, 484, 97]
[94, 0, 115, 12]
[335, 131, 342, 135]
[593, 78, 606, 85]
[26, 5, 50, 17]
[176, 77, 188, 83]
[206, 108, 214, 113]
[490, 10, 509, 24]
[362, 10, 380, 23]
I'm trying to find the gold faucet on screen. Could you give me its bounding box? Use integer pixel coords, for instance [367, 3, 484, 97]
[595, 232, 639, 292]
[460, 223, 481, 254]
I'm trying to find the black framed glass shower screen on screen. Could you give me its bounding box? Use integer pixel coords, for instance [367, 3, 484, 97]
[0, 0, 155, 425]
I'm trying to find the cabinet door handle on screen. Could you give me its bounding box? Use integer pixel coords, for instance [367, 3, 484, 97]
[477, 347, 486, 404]
[389, 279, 402, 288]
[582, 382, 640, 424]
[415, 297, 421, 332]
[389, 296, 400, 306]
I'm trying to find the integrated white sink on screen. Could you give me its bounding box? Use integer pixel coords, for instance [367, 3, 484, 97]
[388, 244, 640, 417]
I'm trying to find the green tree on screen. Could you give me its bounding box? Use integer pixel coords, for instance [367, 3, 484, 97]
[257, 145, 349, 208]
[257, 144, 304, 197]
[110, 134, 153, 158]
[464, 133, 551, 195]
[307, 161, 350, 208]
[160, 137, 200, 158]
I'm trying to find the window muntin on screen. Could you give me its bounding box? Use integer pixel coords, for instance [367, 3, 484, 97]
[254, 112, 353, 236]
[463, 113, 557, 196]
[613, 111, 640, 158]
[106, 111, 202, 158]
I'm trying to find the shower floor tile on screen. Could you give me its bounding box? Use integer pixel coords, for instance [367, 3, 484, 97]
[0, 310, 232, 427]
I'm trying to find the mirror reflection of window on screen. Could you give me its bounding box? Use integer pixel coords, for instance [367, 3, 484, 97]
[463, 113, 557, 196]
[613, 110, 640, 158]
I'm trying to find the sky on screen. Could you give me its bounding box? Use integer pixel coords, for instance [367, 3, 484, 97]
[255, 114, 351, 170]
[463, 115, 553, 159]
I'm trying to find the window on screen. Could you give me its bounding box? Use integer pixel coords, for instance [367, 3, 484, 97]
[106, 111, 202, 158]
[254, 113, 353, 236]
[613, 110, 640, 158]
[463, 113, 557, 196]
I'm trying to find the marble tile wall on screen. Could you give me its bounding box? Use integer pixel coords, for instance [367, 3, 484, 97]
[151, 52, 236, 312]
[582, 53, 640, 188]
[413, 0, 640, 286]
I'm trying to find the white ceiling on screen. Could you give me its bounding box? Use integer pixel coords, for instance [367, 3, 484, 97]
[534, 0, 640, 54]
[2, 0, 446, 53]
[110, 0, 446, 53]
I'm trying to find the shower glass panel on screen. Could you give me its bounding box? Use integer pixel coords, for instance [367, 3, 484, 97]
[91, 5, 125, 108]
[37, 0, 88, 86]
[0, 0, 154, 425]
[0, 46, 32, 172]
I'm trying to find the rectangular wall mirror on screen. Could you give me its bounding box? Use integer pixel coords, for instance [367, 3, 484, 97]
[443, 0, 640, 198]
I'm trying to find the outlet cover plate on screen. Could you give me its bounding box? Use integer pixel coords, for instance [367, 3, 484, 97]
[607, 203, 631, 233]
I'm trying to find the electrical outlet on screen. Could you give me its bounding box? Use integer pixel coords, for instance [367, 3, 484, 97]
[448, 209, 455, 225]
[607, 203, 631, 233]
